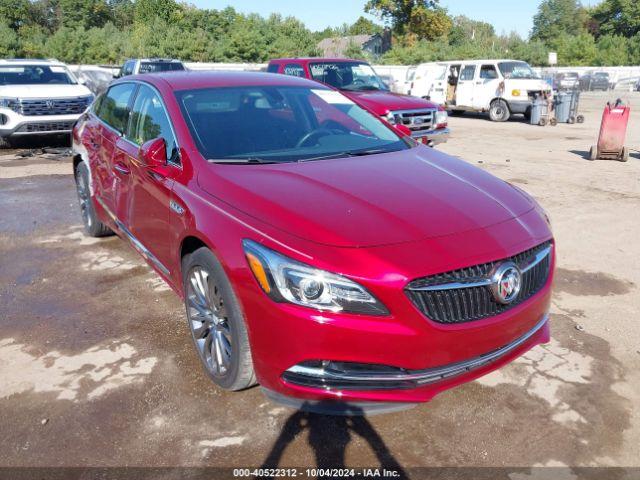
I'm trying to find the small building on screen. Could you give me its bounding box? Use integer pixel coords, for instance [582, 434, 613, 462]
[316, 32, 391, 59]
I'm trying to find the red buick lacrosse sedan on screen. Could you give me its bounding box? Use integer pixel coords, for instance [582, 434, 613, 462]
[72, 71, 553, 413]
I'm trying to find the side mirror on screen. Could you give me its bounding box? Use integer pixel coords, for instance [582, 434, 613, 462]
[139, 137, 167, 168]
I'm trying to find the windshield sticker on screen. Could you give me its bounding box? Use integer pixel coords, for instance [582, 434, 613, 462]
[311, 89, 354, 105]
[50, 66, 67, 73]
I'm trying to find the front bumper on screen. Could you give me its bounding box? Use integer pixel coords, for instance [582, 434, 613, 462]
[238, 214, 555, 406]
[507, 100, 533, 114]
[411, 127, 449, 146]
[282, 313, 548, 390]
[0, 109, 80, 137]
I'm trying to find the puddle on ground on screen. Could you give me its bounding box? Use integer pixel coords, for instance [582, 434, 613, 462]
[554, 268, 634, 296]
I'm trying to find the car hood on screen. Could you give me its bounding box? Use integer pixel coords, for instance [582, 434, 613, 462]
[0, 84, 92, 99]
[341, 90, 439, 115]
[198, 147, 535, 248]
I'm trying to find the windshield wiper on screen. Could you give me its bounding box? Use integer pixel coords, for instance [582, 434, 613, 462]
[298, 149, 389, 163]
[208, 157, 278, 165]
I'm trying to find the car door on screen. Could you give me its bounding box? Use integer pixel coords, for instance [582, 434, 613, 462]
[92, 83, 137, 218]
[473, 63, 501, 110]
[123, 83, 180, 275]
[456, 64, 477, 108]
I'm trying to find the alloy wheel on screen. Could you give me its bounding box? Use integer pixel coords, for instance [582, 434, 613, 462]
[186, 266, 233, 377]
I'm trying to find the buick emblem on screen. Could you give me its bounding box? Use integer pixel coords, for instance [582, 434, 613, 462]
[490, 262, 522, 304]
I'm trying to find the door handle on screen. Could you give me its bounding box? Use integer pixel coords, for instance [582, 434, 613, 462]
[113, 162, 130, 175]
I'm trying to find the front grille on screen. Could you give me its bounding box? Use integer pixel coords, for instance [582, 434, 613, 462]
[390, 109, 436, 135]
[17, 97, 88, 116]
[15, 121, 74, 133]
[406, 242, 552, 324]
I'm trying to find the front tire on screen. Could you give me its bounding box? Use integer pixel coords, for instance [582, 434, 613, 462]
[182, 247, 256, 391]
[489, 99, 510, 122]
[74, 161, 112, 237]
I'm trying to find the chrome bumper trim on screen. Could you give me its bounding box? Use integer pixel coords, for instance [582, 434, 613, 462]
[284, 313, 548, 389]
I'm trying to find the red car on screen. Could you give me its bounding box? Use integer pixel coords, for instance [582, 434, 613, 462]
[72, 71, 553, 414]
[267, 58, 449, 147]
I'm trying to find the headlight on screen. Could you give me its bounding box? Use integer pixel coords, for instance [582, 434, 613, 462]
[243, 239, 389, 316]
[435, 110, 448, 127]
[0, 97, 19, 111]
[384, 112, 397, 125]
[83, 94, 95, 105]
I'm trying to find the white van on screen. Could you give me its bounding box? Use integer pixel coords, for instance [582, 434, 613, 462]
[407, 62, 449, 105]
[413, 59, 552, 122]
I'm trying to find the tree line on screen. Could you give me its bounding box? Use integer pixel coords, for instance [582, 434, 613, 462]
[0, 0, 639, 66]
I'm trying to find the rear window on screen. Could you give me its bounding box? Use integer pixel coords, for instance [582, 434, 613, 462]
[267, 64, 280, 73]
[139, 62, 185, 74]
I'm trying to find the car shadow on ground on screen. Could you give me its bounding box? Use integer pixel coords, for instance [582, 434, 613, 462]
[260, 402, 408, 478]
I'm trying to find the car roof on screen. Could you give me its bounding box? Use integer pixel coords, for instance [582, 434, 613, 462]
[116, 71, 331, 91]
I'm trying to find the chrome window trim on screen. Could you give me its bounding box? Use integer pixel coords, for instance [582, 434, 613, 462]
[407, 244, 552, 292]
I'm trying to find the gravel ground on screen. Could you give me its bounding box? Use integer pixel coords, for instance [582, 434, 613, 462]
[0, 92, 638, 476]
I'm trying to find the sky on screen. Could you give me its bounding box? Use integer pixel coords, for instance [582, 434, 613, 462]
[191, 0, 602, 38]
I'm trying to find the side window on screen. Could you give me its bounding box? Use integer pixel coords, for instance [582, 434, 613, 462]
[122, 61, 135, 76]
[480, 64, 498, 80]
[127, 84, 179, 164]
[266, 63, 280, 74]
[283, 63, 304, 77]
[460, 65, 476, 81]
[98, 83, 136, 132]
[92, 93, 105, 115]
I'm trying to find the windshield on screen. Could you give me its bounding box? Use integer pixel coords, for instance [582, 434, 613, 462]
[139, 62, 185, 74]
[176, 86, 408, 163]
[309, 62, 389, 91]
[594, 72, 609, 78]
[0, 65, 76, 85]
[498, 61, 538, 80]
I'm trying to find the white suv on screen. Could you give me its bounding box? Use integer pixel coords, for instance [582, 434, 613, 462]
[0, 59, 94, 147]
